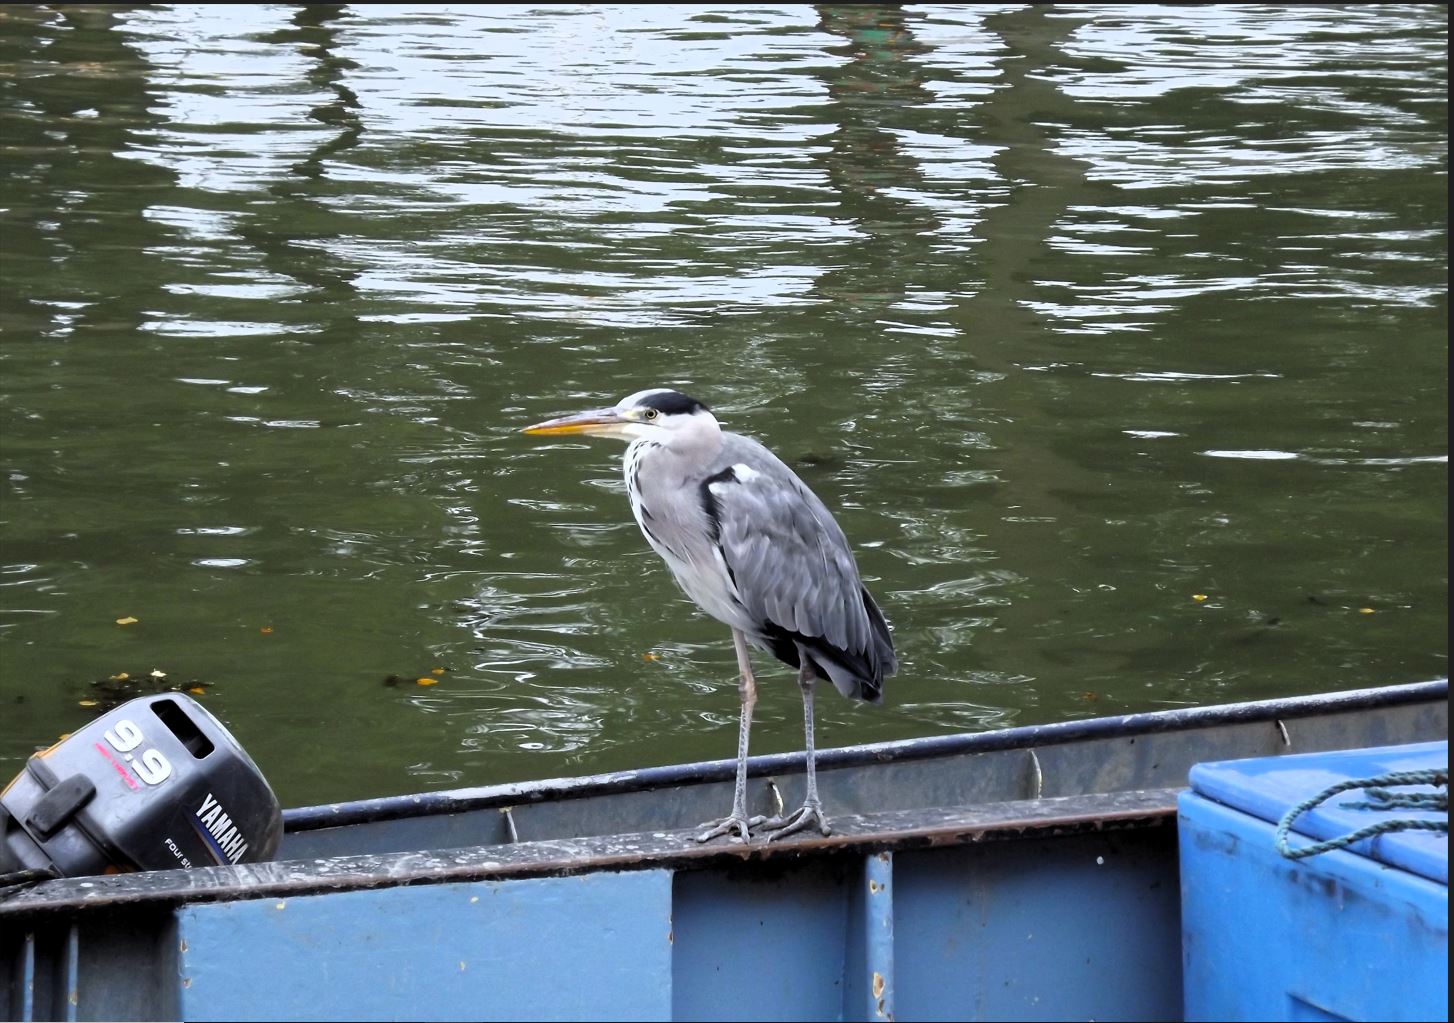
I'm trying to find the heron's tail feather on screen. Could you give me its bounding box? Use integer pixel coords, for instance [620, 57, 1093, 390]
[800, 588, 896, 705]
[862, 586, 898, 680]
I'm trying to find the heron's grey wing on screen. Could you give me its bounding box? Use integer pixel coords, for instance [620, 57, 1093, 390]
[704, 441, 890, 698]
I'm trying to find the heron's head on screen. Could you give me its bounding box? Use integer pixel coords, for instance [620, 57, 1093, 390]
[523, 388, 721, 450]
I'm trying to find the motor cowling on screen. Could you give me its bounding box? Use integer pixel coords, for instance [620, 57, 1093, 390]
[1, 693, 281, 880]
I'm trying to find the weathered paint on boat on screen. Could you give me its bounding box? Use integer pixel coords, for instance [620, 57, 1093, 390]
[1, 679, 1446, 1022]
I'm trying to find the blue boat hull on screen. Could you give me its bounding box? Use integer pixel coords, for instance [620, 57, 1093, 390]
[2, 680, 1446, 1022]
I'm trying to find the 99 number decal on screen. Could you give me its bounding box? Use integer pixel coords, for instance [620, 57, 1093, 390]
[103, 720, 173, 786]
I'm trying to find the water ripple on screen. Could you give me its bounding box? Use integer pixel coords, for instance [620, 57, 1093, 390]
[0, 3, 1444, 802]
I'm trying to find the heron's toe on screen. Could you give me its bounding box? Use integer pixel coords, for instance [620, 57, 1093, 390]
[760, 800, 831, 841]
[695, 812, 766, 844]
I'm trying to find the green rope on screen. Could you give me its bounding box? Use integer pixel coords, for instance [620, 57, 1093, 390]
[1275, 768, 1448, 860]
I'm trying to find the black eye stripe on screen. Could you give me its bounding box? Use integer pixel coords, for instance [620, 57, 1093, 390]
[637, 390, 708, 416]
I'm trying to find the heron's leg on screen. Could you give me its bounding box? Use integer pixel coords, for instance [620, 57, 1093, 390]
[695, 628, 766, 843]
[760, 663, 831, 840]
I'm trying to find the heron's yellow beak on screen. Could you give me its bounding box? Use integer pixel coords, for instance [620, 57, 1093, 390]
[521, 407, 630, 438]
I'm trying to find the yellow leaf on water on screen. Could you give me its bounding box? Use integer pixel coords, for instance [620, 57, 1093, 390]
[260, 626, 274, 635]
[641, 652, 661, 662]
[1191, 594, 1208, 603]
[78, 700, 99, 708]
[431, 667, 446, 675]
[1359, 607, 1375, 614]
[116, 616, 139, 626]
[189, 686, 206, 695]
[416, 677, 438, 686]
[109, 672, 130, 682]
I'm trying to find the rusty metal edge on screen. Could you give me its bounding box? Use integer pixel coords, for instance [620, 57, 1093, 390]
[0, 787, 1182, 917]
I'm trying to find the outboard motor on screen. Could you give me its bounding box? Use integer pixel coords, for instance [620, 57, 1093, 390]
[0, 693, 281, 883]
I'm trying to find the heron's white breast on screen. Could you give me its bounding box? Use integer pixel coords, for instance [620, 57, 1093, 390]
[623, 440, 755, 633]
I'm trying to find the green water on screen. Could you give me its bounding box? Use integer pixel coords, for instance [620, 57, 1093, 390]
[0, 4, 1446, 807]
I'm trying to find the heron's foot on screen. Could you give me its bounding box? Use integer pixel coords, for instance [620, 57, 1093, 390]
[759, 799, 831, 841]
[696, 811, 767, 844]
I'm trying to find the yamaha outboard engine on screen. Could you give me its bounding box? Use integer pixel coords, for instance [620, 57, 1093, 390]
[0, 693, 281, 882]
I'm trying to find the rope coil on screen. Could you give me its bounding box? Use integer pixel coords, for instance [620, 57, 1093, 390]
[1275, 768, 1448, 860]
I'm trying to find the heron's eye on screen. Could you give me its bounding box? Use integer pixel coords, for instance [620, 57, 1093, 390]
[643, 408, 660, 421]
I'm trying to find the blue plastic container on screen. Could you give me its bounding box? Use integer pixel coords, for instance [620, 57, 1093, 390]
[1179, 740, 1447, 1022]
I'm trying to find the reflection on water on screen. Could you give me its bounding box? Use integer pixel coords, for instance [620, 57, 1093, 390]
[0, 5, 1446, 805]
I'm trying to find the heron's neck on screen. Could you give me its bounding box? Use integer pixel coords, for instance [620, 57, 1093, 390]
[676, 410, 723, 457]
[626, 411, 722, 475]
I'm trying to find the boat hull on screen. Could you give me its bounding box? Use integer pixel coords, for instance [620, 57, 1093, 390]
[1, 680, 1446, 1022]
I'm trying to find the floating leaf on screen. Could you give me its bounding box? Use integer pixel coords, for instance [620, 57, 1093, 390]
[1191, 594, 1208, 603]
[116, 616, 139, 626]
[78, 699, 99, 707]
[189, 686, 206, 695]
[415, 677, 438, 686]
[85, 669, 211, 712]
[431, 667, 446, 676]
[641, 652, 661, 662]
[260, 626, 274, 635]
[1359, 607, 1375, 614]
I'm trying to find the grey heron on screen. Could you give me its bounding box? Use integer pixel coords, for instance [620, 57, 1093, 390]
[523, 388, 898, 843]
